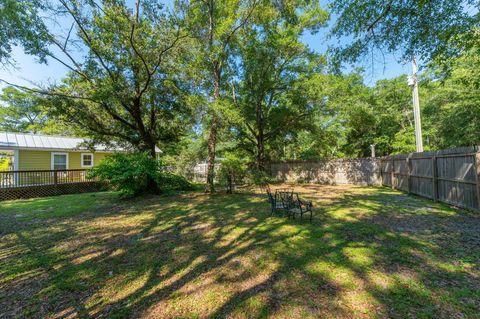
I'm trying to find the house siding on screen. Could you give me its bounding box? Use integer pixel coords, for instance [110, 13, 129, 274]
[18, 150, 110, 170]
[18, 150, 51, 170]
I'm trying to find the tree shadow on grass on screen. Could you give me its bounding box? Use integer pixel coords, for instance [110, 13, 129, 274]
[2, 187, 479, 318]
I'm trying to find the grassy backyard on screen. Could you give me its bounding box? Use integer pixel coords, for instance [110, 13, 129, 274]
[1, 185, 479, 318]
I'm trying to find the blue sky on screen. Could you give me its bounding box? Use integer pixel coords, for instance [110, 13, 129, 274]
[301, 31, 411, 85]
[0, 1, 411, 90]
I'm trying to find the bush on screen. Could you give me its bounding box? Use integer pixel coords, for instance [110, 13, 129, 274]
[248, 168, 282, 185]
[157, 172, 194, 192]
[89, 152, 160, 197]
[89, 152, 193, 197]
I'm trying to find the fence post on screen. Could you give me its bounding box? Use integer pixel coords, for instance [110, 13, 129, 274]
[407, 157, 411, 193]
[391, 160, 395, 189]
[380, 159, 384, 186]
[432, 156, 438, 202]
[475, 151, 480, 210]
[54, 170, 58, 195]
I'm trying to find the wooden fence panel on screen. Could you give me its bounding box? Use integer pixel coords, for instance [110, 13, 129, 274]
[410, 157, 434, 199]
[269, 158, 382, 186]
[394, 158, 409, 191]
[381, 160, 393, 187]
[435, 154, 478, 210]
[410, 175, 434, 199]
[381, 147, 479, 211]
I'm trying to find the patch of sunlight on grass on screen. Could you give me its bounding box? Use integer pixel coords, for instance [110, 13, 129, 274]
[341, 289, 383, 317]
[368, 271, 394, 291]
[392, 272, 432, 300]
[86, 270, 151, 314]
[109, 248, 125, 258]
[71, 249, 106, 265]
[242, 293, 268, 316]
[304, 260, 358, 290]
[342, 247, 375, 268]
[92, 212, 153, 229]
[269, 223, 300, 237]
[224, 203, 241, 209]
[440, 260, 476, 272]
[214, 228, 245, 245]
[142, 255, 209, 300]
[1, 266, 45, 285]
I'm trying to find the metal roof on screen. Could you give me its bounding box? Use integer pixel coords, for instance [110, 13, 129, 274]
[0, 132, 161, 152]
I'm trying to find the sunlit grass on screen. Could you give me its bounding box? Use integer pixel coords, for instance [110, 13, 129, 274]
[1, 185, 479, 318]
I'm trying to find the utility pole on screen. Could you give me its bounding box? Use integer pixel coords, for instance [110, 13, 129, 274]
[408, 57, 424, 152]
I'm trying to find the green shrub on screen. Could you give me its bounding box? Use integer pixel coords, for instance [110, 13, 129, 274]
[248, 168, 282, 185]
[89, 152, 161, 197]
[89, 152, 193, 197]
[157, 172, 194, 192]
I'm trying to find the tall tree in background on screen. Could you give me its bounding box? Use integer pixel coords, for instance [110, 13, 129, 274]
[183, 0, 258, 192]
[0, 86, 73, 135]
[233, 0, 328, 169]
[0, 87, 48, 133]
[423, 45, 480, 148]
[371, 76, 417, 154]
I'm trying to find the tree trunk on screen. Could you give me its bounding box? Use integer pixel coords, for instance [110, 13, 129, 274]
[138, 135, 157, 159]
[256, 135, 265, 171]
[255, 101, 266, 171]
[205, 67, 221, 193]
[226, 169, 233, 194]
[139, 138, 159, 194]
[205, 114, 218, 192]
[147, 142, 157, 159]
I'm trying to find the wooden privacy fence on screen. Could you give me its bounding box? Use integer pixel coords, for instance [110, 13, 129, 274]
[381, 146, 480, 211]
[0, 169, 107, 201]
[269, 158, 382, 186]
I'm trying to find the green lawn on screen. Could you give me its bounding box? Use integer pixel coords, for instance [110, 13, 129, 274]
[1, 185, 479, 318]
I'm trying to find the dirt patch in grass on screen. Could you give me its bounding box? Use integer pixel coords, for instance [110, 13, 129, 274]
[1, 185, 479, 318]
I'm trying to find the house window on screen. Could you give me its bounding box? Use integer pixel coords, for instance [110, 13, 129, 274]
[51, 153, 68, 170]
[81, 153, 94, 168]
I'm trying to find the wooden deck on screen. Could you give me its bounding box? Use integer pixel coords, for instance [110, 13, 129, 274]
[0, 169, 107, 201]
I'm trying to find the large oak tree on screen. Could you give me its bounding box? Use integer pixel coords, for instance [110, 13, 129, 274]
[1, 0, 192, 158]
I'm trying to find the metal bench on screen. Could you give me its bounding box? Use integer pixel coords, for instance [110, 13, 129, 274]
[265, 185, 288, 216]
[263, 185, 313, 221]
[286, 193, 313, 222]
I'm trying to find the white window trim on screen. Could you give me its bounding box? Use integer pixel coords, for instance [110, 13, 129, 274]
[13, 150, 19, 171]
[51, 152, 69, 170]
[81, 153, 94, 168]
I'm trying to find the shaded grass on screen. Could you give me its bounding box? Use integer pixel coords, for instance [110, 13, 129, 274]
[1, 185, 479, 318]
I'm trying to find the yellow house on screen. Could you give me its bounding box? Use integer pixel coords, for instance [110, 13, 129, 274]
[0, 131, 161, 172]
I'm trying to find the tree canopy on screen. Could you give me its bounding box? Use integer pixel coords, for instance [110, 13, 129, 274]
[330, 0, 480, 65]
[2, 0, 195, 157]
[0, 0, 49, 64]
